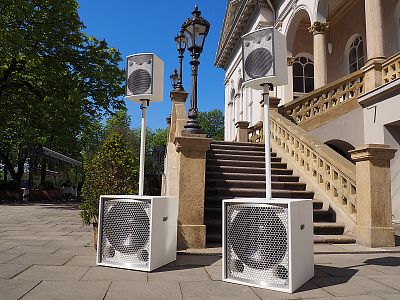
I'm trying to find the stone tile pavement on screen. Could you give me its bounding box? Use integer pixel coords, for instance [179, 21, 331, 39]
[0, 202, 400, 299]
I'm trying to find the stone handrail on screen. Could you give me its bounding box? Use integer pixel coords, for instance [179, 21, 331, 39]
[248, 121, 264, 143]
[269, 110, 357, 223]
[382, 52, 400, 84]
[279, 70, 365, 129]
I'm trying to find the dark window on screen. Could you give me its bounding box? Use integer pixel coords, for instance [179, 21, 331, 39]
[348, 36, 364, 73]
[293, 56, 314, 93]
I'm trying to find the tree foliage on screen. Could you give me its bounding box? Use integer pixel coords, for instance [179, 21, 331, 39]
[80, 132, 139, 225]
[0, 0, 125, 184]
[198, 109, 224, 141]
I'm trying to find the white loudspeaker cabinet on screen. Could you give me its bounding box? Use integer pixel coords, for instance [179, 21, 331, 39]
[125, 53, 164, 103]
[222, 198, 314, 293]
[242, 27, 288, 89]
[97, 195, 178, 272]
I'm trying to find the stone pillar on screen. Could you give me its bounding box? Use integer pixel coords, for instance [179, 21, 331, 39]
[235, 121, 250, 143]
[284, 57, 295, 103]
[174, 135, 212, 249]
[165, 90, 188, 198]
[309, 22, 329, 89]
[364, 0, 385, 64]
[349, 144, 397, 247]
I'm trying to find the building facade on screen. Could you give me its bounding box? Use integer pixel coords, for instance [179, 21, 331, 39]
[215, 0, 400, 221]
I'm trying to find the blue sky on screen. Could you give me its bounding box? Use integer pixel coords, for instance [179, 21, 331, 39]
[77, 1, 227, 129]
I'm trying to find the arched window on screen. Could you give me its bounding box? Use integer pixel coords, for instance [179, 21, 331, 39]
[293, 56, 314, 93]
[348, 36, 364, 73]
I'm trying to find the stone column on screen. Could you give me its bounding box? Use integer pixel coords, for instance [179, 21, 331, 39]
[309, 22, 329, 89]
[349, 144, 397, 247]
[284, 57, 295, 103]
[174, 135, 212, 249]
[235, 121, 250, 143]
[364, 0, 385, 64]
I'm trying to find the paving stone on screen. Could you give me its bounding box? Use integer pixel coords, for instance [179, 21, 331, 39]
[204, 265, 222, 281]
[4, 245, 60, 255]
[0, 279, 40, 300]
[81, 266, 147, 281]
[0, 242, 17, 252]
[362, 274, 400, 290]
[175, 255, 222, 266]
[0, 263, 30, 279]
[180, 281, 259, 299]
[65, 255, 96, 267]
[53, 246, 95, 256]
[21, 280, 110, 300]
[15, 265, 89, 281]
[0, 252, 23, 263]
[105, 281, 182, 300]
[315, 263, 386, 277]
[148, 266, 211, 282]
[251, 281, 333, 299]
[0, 239, 48, 246]
[7, 253, 73, 266]
[312, 276, 399, 296]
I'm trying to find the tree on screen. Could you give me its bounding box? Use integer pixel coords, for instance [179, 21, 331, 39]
[0, 0, 125, 185]
[80, 132, 139, 225]
[198, 109, 224, 141]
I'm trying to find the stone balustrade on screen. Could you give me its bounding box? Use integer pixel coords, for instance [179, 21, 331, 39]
[382, 52, 400, 84]
[248, 121, 264, 143]
[279, 70, 365, 130]
[269, 111, 357, 223]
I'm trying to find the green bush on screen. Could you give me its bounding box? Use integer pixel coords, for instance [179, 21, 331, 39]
[79, 132, 139, 225]
[40, 180, 55, 190]
[0, 180, 20, 190]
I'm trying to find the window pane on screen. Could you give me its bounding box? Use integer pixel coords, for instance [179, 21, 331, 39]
[293, 63, 303, 76]
[349, 62, 357, 73]
[358, 57, 365, 69]
[358, 41, 364, 58]
[349, 48, 357, 65]
[304, 63, 314, 77]
[293, 76, 304, 93]
[299, 57, 307, 64]
[305, 78, 314, 93]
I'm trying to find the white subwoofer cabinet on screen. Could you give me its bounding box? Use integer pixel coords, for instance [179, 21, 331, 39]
[96, 195, 178, 272]
[222, 198, 314, 293]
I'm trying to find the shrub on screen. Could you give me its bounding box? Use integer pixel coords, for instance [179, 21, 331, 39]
[79, 132, 139, 225]
[0, 180, 20, 190]
[40, 180, 55, 190]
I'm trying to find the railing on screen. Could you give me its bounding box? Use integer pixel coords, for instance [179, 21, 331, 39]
[382, 52, 400, 84]
[269, 111, 357, 223]
[280, 70, 365, 126]
[248, 121, 263, 143]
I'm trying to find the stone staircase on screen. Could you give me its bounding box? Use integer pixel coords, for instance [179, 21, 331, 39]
[204, 141, 356, 245]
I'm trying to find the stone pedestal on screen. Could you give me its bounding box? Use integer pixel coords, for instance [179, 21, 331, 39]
[174, 135, 212, 249]
[365, 0, 385, 64]
[235, 121, 250, 143]
[349, 144, 397, 247]
[309, 22, 329, 89]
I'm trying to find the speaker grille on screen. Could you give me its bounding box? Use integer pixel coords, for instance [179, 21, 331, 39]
[100, 199, 151, 268]
[225, 204, 289, 287]
[244, 48, 273, 79]
[127, 69, 152, 95]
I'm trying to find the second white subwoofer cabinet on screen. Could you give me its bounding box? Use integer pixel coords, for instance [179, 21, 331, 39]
[222, 198, 314, 293]
[96, 195, 178, 272]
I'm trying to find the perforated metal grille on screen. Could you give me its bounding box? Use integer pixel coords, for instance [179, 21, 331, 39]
[225, 204, 289, 287]
[127, 69, 152, 95]
[245, 48, 273, 79]
[100, 199, 151, 268]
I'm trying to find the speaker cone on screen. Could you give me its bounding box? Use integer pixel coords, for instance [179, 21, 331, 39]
[245, 48, 273, 79]
[228, 207, 287, 270]
[127, 69, 151, 95]
[104, 202, 150, 255]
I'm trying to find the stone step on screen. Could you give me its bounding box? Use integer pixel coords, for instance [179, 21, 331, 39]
[314, 234, 356, 244]
[206, 179, 306, 190]
[209, 149, 272, 157]
[313, 223, 345, 235]
[212, 141, 266, 147]
[207, 153, 281, 162]
[210, 143, 268, 152]
[206, 159, 287, 169]
[313, 209, 336, 222]
[206, 165, 293, 175]
[205, 187, 314, 198]
[205, 172, 300, 182]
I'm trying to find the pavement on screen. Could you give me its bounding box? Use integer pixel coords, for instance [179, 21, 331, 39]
[0, 202, 400, 300]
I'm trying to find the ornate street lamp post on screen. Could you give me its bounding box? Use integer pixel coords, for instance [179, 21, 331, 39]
[170, 69, 179, 89]
[174, 30, 186, 90]
[181, 5, 210, 135]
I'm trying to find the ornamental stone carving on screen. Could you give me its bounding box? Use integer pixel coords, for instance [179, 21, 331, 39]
[308, 22, 329, 35]
[287, 57, 295, 66]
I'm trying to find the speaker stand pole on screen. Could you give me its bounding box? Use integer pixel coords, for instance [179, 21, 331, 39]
[139, 99, 149, 196]
[261, 84, 272, 200]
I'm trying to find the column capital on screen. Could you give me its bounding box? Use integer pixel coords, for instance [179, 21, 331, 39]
[287, 57, 295, 66]
[235, 121, 250, 129]
[308, 21, 329, 35]
[170, 90, 189, 103]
